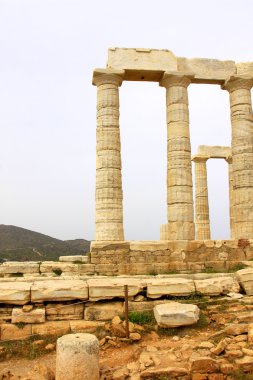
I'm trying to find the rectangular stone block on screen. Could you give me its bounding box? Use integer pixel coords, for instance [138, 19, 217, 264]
[78, 264, 95, 275]
[195, 277, 240, 296]
[1, 323, 32, 341]
[0, 307, 12, 323]
[0, 262, 40, 274]
[0, 282, 31, 305]
[178, 57, 236, 83]
[31, 280, 88, 302]
[59, 255, 89, 263]
[84, 301, 124, 321]
[12, 307, 45, 324]
[40, 262, 78, 274]
[70, 320, 105, 333]
[87, 278, 145, 301]
[32, 321, 70, 336]
[147, 278, 195, 299]
[46, 303, 84, 321]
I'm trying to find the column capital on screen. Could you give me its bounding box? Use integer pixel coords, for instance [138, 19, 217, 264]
[92, 69, 125, 87]
[192, 155, 209, 163]
[160, 71, 195, 88]
[222, 74, 253, 92]
[225, 155, 232, 164]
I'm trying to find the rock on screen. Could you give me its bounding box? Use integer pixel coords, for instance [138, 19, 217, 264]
[32, 321, 70, 336]
[224, 349, 243, 358]
[12, 307, 45, 324]
[227, 292, 244, 299]
[248, 323, 253, 344]
[190, 357, 220, 373]
[198, 341, 214, 349]
[70, 320, 105, 333]
[210, 338, 231, 355]
[46, 302, 84, 321]
[113, 367, 129, 380]
[45, 343, 56, 351]
[220, 363, 234, 375]
[194, 277, 240, 296]
[236, 355, 253, 372]
[23, 305, 33, 312]
[111, 322, 126, 338]
[225, 323, 249, 335]
[1, 323, 32, 341]
[56, 333, 99, 380]
[87, 278, 144, 301]
[134, 295, 146, 302]
[154, 302, 200, 327]
[84, 302, 124, 321]
[32, 339, 44, 348]
[34, 363, 55, 380]
[140, 366, 189, 379]
[112, 316, 122, 325]
[237, 268, 253, 295]
[147, 278, 195, 298]
[0, 282, 31, 305]
[130, 333, 141, 341]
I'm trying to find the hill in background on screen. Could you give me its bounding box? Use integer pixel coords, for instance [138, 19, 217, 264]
[0, 225, 90, 262]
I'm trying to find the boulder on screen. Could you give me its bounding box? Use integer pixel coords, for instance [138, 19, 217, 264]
[154, 302, 200, 328]
[194, 276, 240, 296]
[31, 280, 88, 302]
[147, 278, 195, 299]
[237, 268, 253, 295]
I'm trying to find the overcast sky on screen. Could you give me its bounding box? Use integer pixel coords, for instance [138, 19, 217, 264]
[0, 0, 252, 241]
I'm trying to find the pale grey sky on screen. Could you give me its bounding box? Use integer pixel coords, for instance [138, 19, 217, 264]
[0, 0, 252, 241]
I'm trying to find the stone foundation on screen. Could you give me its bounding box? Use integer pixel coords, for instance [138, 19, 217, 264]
[90, 239, 253, 275]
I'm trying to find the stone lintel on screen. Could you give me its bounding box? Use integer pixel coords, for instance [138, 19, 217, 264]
[197, 145, 231, 160]
[160, 71, 195, 88]
[92, 68, 125, 86]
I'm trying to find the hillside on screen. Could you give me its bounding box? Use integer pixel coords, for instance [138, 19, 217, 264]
[0, 225, 90, 262]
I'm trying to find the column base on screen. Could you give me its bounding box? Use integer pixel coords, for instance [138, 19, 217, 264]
[160, 222, 195, 240]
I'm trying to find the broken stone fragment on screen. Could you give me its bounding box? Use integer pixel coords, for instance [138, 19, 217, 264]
[154, 302, 200, 328]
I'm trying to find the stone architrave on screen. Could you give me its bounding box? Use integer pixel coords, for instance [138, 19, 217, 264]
[222, 75, 253, 238]
[160, 72, 195, 240]
[92, 69, 125, 241]
[192, 155, 210, 240]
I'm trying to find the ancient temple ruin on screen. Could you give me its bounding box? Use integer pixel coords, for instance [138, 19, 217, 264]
[91, 48, 253, 275]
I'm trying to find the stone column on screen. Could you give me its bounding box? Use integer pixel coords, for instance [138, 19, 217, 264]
[160, 72, 195, 240]
[222, 75, 253, 239]
[226, 156, 235, 239]
[192, 155, 210, 240]
[92, 69, 125, 241]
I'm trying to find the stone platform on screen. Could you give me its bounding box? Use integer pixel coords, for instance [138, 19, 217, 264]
[90, 239, 253, 275]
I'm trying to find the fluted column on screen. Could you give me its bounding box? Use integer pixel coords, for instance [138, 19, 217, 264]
[226, 156, 235, 239]
[160, 72, 195, 240]
[222, 75, 253, 239]
[192, 155, 210, 240]
[92, 69, 125, 241]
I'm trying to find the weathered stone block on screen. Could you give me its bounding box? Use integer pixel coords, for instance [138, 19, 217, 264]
[0, 262, 39, 274]
[147, 278, 195, 299]
[1, 323, 32, 341]
[59, 255, 89, 263]
[0, 282, 31, 305]
[70, 320, 105, 333]
[31, 280, 88, 302]
[40, 262, 78, 274]
[87, 278, 144, 301]
[154, 302, 200, 327]
[32, 321, 70, 336]
[237, 269, 253, 295]
[195, 277, 240, 296]
[84, 301, 124, 321]
[12, 307, 45, 324]
[46, 303, 84, 321]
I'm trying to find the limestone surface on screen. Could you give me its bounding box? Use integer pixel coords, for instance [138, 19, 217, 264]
[237, 268, 253, 295]
[12, 307, 45, 324]
[31, 280, 88, 302]
[154, 302, 200, 327]
[147, 278, 195, 298]
[0, 282, 31, 305]
[195, 277, 240, 295]
[56, 333, 99, 380]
